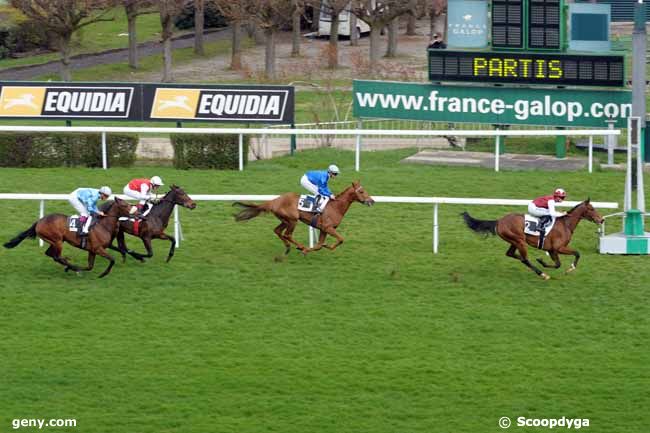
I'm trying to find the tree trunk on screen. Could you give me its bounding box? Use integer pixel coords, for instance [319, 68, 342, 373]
[194, 0, 205, 55]
[292, 1, 301, 57]
[328, 14, 339, 68]
[406, 0, 417, 35]
[231, 20, 242, 70]
[350, 10, 358, 46]
[312, 1, 321, 32]
[127, 12, 138, 69]
[385, 18, 398, 57]
[59, 33, 72, 81]
[369, 24, 381, 69]
[161, 16, 174, 82]
[264, 28, 276, 80]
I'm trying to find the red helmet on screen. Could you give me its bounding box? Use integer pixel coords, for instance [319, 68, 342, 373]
[554, 188, 567, 200]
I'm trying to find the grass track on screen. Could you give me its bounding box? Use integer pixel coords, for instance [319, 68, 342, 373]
[0, 148, 649, 433]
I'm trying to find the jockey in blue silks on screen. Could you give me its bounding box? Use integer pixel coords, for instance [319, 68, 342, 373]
[68, 186, 112, 237]
[300, 164, 340, 212]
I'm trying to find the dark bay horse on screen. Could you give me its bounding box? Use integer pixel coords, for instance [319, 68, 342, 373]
[233, 181, 375, 254]
[4, 198, 132, 278]
[462, 199, 604, 280]
[104, 185, 196, 263]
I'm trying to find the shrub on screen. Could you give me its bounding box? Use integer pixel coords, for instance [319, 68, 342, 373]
[0, 133, 138, 168]
[174, 1, 227, 30]
[0, 9, 51, 59]
[171, 134, 248, 170]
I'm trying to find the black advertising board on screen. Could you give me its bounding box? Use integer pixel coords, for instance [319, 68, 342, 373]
[428, 50, 625, 87]
[141, 84, 295, 124]
[0, 82, 295, 124]
[0, 82, 141, 120]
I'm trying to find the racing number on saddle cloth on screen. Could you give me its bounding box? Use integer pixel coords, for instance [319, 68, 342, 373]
[525, 219, 539, 233]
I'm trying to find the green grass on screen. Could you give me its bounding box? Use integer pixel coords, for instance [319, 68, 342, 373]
[0, 149, 649, 433]
[0, 8, 162, 70]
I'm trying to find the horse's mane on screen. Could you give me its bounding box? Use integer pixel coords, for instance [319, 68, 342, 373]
[98, 200, 116, 213]
[566, 199, 589, 215]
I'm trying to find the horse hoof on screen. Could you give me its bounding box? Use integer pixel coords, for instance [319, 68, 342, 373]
[565, 264, 576, 274]
[541, 273, 551, 280]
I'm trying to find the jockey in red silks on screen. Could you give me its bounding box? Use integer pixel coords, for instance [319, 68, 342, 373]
[528, 188, 567, 232]
[123, 176, 164, 215]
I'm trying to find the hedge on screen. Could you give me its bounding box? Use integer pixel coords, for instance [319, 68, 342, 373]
[0, 133, 138, 168]
[171, 134, 248, 170]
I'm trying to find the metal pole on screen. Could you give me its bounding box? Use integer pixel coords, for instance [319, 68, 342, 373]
[101, 132, 108, 170]
[606, 120, 616, 165]
[39, 200, 44, 247]
[355, 119, 362, 172]
[238, 133, 244, 171]
[638, 125, 646, 213]
[625, 121, 633, 212]
[433, 203, 439, 254]
[174, 206, 180, 248]
[588, 136, 593, 173]
[494, 130, 500, 172]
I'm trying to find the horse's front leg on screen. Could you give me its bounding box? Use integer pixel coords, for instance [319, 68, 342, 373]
[536, 250, 562, 269]
[322, 227, 344, 251]
[557, 246, 580, 273]
[304, 231, 328, 253]
[157, 232, 176, 263]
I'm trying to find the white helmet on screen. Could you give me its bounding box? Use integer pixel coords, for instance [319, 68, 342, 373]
[328, 164, 340, 175]
[150, 176, 164, 186]
[99, 186, 112, 197]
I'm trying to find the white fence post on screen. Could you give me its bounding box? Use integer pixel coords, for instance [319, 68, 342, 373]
[238, 133, 244, 171]
[39, 200, 45, 247]
[355, 119, 362, 172]
[494, 129, 500, 172]
[174, 206, 181, 248]
[433, 203, 439, 254]
[309, 227, 315, 248]
[101, 132, 108, 170]
[589, 135, 594, 173]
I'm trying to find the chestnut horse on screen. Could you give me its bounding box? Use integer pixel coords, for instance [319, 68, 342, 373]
[3, 198, 132, 278]
[103, 185, 196, 263]
[462, 199, 604, 280]
[233, 181, 375, 254]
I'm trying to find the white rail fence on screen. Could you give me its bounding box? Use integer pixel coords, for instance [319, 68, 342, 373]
[0, 125, 620, 173]
[0, 194, 619, 254]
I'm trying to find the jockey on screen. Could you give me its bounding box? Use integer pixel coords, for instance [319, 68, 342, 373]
[68, 186, 112, 237]
[300, 164, 340, 212]
[528, 188, 567, 232]
[123, 176, 164, 214]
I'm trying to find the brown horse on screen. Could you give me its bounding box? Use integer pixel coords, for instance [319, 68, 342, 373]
[233, 181, 375, 254]
[103, 185, 196, 263]
[462, 199, 604, 280]
[3, 198, 132, 278]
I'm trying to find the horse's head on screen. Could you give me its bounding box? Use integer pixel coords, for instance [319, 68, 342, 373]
[110, 197, 132, 217]
[350, 181, 375, 207]
[168, 185, 197, 210]
[576, 198, 604, 224]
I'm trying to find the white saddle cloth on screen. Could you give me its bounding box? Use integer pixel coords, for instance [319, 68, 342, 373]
[297, 195, 329, 213]
[524, 214, 556, 236]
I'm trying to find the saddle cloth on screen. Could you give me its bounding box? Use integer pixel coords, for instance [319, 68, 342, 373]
[298, 195, 329, 213]
[119, 217, 142, 235]
[67, 215, 98, 233]
[524, 214, 556, 236]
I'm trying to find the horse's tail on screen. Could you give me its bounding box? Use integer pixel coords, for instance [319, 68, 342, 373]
[461, 212, 497, 236]
[233, 202, 268, 222]
[4, 222, 38, 249]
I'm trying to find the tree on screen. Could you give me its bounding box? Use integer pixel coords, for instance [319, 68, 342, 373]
[313, 0, 349, 68]
[157, 0, 183, 82]
[291, 0, 303, 57]
[353, 0, 411, 68]
[9, 0, 115, 81]
[122, 0, 156, 69]
[249, 0, 295, 79]
[405, 0, 417, 36]
[194, 0, 205, 55]
[385, 15, 398, 57]
[429, 0, 445, 39]
[214, 0, 249, 69]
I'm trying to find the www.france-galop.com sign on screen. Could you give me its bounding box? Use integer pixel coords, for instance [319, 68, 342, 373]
[353, 80, 632, 128]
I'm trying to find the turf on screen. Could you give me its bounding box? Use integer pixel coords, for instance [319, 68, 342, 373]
[0, 148, 649, 433]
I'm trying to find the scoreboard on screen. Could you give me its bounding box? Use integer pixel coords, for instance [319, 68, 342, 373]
[428, 50, 625, 87]
[491, 0, 563, 50]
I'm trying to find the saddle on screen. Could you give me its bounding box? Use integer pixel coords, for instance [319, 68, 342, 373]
[524, 214, 556, 249]
[298, 195, 330, 213]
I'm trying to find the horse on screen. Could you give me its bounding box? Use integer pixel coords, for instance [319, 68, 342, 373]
[461, 199, 604, 280]
[233, 181, 375, 254]
[104, 185, 196, 263]
[3, 198, 132, 278]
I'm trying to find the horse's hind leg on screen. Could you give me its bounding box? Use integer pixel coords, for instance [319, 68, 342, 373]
[283, 220, 307, 252]
[505, 245, 520, 260]
[557, 246, 580, 273]
[273, 221, 291, 254]
[515, 242, 550, 280]
[44, 239, 81, 272]
[536, 250, 561, 269]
